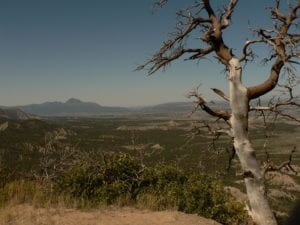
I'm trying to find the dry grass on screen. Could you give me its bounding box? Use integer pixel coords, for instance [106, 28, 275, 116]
[224, 186, 247, 203]
[0, 204, 220, 225]
[268, 189, 295, 201]
[266, 172, 300, 191]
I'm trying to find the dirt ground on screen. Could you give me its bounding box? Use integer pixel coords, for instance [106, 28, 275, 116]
[0, 204, 220, 225]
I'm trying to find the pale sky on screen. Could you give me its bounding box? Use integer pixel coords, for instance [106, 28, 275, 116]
[0, 0, 299, 106]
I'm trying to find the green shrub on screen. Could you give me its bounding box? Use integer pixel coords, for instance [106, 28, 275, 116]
[53, 153, 248, 223]
[95, 182, 129, 205]
[137, 164, 186, 209]
[101, 153, 143, 201]
[180, 174, 248, 224]
[55, 153, 143, 204]
[55, 162, 103, 200]
[136, 164, 248, 224]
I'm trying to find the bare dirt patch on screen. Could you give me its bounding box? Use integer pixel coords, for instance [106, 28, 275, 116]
[117, 121, 180, 131]
[267, 172, 300, 191]
[0, 204, 220, 225]
[224, 186, 247, 203]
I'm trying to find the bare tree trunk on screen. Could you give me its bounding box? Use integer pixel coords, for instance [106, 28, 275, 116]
[229, 58, 277, 225]
[138, 1, 300, 223]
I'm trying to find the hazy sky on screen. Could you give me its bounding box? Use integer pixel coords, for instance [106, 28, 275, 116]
[0, 0, 298, 106]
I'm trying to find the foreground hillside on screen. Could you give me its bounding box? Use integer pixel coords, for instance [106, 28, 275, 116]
[0, 115, 299, 224]
[0, 205, 220, 225]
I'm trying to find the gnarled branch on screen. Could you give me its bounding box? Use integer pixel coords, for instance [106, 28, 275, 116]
[211, 88, 230, 101]
[188, 86, 231, 122]
[137, 0, 239, 75]
[264, 146, 297, 175]
[247, 1, 300, 100]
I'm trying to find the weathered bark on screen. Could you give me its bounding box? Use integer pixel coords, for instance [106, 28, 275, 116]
[229, 58, 277, 225]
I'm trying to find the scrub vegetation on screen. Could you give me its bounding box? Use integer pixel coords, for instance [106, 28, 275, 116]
[0, 116, 299, 224]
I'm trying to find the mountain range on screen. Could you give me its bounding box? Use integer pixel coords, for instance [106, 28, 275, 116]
[16, 98, 130, 116]
[1, 98, 197, 117]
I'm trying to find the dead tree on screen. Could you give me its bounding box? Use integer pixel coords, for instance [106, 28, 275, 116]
[34, 132, 78, 182]
[137, 1, 300, 224]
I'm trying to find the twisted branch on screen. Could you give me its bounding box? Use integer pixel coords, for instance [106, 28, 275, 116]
[247, 1, 300, 100]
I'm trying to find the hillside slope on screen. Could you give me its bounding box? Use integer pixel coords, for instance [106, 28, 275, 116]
[0, 108, 33, 120]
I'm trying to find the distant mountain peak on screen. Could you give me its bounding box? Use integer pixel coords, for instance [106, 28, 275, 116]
[17, 98, 129, 116]
[66, 98, 82, 104]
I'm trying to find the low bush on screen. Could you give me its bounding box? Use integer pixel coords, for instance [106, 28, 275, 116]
[55, 162, 103, 200]
[0, 153, 249, 224]
[54, 154, 248, 224]
[180, 174, 248, 224]
[55, 153, 143, 205]
[136, 164, 186, 210]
